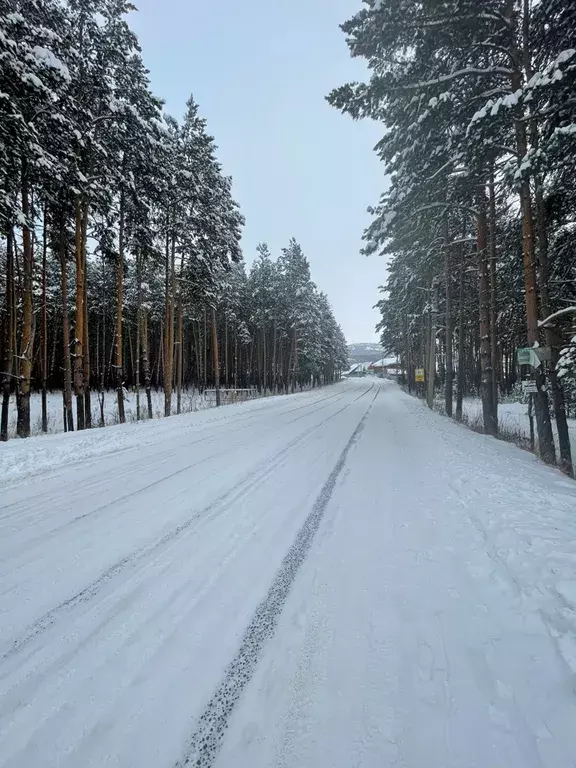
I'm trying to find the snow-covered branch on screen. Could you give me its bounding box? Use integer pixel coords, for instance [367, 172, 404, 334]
[539, 307, 576, 328]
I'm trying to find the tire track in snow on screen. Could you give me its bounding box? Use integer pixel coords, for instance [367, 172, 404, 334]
[174, 389, 378, 768]
[354, 381, 374, 401]
[0, 387, 345, 518]
[0, 392, 358, 664]
[0, 392, 348, 563]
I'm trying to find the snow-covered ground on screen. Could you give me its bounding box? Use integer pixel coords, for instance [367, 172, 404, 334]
[2, 388, 257, 439]
[2, 379, 576, 767]
[462, 397, 576, 457]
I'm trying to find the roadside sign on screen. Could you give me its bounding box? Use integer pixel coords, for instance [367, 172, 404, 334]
[522, 380, 538, 393]
[517, 347, 541, 369]
[535, 346, 552, 362]
[415, 368, 425, 383]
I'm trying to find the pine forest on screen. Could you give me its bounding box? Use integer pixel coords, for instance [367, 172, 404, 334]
[0, 0, 348, 441]
[329, 0, 576, 475]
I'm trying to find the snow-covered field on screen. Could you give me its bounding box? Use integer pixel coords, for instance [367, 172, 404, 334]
[461, 397, 576, 457]
[2, 379, 576, 767]
[2, 388, 258, 439]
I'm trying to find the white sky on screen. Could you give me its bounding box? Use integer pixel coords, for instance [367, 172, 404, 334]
[131, 0, 388, 343]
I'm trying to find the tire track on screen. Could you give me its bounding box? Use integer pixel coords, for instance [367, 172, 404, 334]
[174, 389, 377, 768]
[0, 394, 349, 568]
[0, 391, 358, 664]
[0, 387, 345, 518]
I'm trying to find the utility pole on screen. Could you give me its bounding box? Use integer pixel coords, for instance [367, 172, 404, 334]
[212, 307, 221, 407]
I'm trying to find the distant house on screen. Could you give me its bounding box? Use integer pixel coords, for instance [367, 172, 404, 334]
[343, 361, 373, 377]
[368, 357, 401, 377]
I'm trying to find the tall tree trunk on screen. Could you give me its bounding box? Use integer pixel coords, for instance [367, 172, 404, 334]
[17, 159, 34, 438]
[1, 228, 14, 441]
[192, 320, 201, 392]
[534, 186, 572, 474]
[74, 195, 85, 430]
[141, 310, 153, 419]
[262, 321, 267, 395]
[519, 178, 555, 463]
[135, 249, 142, 421]
[41, 203, 48, 433]
[163, 224, 174, 416]
[444, 218, 453, 417]
[523, 0, 571, 473]
[224, 318, 229, 388]
[291, 325, 298, 394]
[59, 212, 74, 432]
[176, 252, 184, 415]
[477, 187, 497, 436]
[234, 329, 238, 389]
[511, 5, 555, 464]
[82, 202, 91, 428]
[456, 246, 465, 421]
[272, 319, 278, 392]
[116, 185, 126, 423]
[212, 307, 221, 406]
[426, 281, 437, 409]
[202, 308, 207, 392]
[488, 175, 500, 418]
[176, 299, 183, 414]
[98, 253, 106, 427]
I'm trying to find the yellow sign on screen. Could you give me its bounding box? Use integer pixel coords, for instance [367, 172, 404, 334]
[415, 368, 425, 383]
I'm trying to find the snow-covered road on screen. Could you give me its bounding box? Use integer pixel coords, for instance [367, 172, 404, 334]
[2, 379, 576, 767]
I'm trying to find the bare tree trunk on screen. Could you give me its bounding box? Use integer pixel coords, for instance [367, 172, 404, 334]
[17, 159, 34, 438]
[115, 184, 126, 423]
[488, 174, 499, 419]
[59, 212, 74, 432]
[510, 6, 555, 464]
[163, 223, 174, 417]
[456, 246, 465, 421]
[176, 299, 183, 414]
[271, 319, 277, 392]
[426, 281, 437, 410]
[534, 186, 572, 474]
[135, 250, 141, 421]
[212, 307, 221, 406]
[523, 0, 571, 473]
[444, 219, 453, 418]
[291, 325, 298, 394]
[82, 202, 91, 428]
[176, 251, 184, 415]
[41, 203, 48, 433]
[192, 320, 201, 392]
[200, 309, 207, 391]
[1, 228, 14, 441]
[157, 321, 163, 391]
[98, 252, 106, 427]
[74, 195, 85, 430]
[234, 329, 238, 389]
[477, 186, 497, 436]
[262, 321, 267, 395]
[127, 323, 134, 390]
[141, 310, 153, 419]
[224, 318, 229, 388]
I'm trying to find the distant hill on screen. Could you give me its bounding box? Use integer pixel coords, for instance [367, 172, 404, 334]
[347, 342, 383, 364]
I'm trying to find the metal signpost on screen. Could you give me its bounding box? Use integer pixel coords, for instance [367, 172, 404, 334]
[517, 348, 545, 451]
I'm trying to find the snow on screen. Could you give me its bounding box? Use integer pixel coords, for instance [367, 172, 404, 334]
[461, 397, 576, 457]
[1, 388, 257, 440]
[31, 45, 70, 81]
[2, 379, 576, 766]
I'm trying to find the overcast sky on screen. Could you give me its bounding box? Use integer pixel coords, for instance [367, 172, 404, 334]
[131, 0, 387, 344]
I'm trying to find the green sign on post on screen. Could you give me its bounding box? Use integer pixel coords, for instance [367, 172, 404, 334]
[517, 347, 541, 369]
